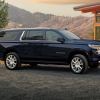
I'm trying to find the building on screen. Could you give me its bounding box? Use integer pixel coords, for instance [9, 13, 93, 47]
[73, 2, 100, 40]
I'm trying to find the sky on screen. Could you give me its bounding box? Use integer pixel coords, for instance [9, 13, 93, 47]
[5, 0, 99, 17]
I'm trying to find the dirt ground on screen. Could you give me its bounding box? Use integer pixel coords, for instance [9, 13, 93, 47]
[0, 64, 100, 100]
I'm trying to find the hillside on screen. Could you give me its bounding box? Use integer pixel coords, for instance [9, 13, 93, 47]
[8, 5, 54, 28]
[39, 16, 94, 39]
[5, 4, 94, 39]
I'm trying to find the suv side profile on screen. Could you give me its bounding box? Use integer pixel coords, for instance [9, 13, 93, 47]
[0, 28, 100, 74]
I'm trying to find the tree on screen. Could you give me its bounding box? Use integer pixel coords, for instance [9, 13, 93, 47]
[88, 23, 94, 40]
[0, 0, 9, 30]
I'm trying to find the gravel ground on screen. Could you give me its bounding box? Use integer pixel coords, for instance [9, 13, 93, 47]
[0, 64, 100, 100]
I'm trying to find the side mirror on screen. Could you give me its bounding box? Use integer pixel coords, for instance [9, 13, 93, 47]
[57, 37, 65, 43]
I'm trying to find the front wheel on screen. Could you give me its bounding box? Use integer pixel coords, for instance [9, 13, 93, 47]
[70, 54, 88, 74]
[5, 52, 21, 70]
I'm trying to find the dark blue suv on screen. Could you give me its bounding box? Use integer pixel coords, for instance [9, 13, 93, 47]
[0, 28, 99, 74]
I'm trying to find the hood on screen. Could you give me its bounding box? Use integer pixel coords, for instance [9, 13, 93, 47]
[67, 39, 100, 45]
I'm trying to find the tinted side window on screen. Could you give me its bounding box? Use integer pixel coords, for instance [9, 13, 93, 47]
[0, 31, 20, 40]
[46, 31, 61, 41]
[28, 31, 44, 40]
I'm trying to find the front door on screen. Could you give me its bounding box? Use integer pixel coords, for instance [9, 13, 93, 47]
[42, 30, 67, 62]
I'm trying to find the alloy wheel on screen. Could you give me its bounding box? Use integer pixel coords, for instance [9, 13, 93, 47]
[6, 55, 17, 69]
[71, 57, 83, 73]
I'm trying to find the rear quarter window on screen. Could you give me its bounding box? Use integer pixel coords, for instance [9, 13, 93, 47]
[0, 31, 20, 40]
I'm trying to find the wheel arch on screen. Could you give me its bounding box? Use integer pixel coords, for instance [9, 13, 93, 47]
[3, 49, 19, 60]
[68, 50, 89, 64]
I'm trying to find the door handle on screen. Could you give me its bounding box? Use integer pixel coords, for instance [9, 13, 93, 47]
[43, 44, 48, 45]
[23, 43, 28, 45]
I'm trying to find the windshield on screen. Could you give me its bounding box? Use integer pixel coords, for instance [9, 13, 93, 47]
[58, 30, 80, 39]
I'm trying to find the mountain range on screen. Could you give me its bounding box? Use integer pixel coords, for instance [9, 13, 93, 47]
[5, 4, 94, 39]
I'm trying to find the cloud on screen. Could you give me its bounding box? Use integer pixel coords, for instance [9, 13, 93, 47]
[23, 0, 100, 5]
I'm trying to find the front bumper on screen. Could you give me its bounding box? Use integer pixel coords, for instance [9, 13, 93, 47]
[89, 50, 100, 66]
[89, 62, 100, 67]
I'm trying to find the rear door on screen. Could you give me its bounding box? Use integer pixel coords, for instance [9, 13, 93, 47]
[20, 30, 45, 61]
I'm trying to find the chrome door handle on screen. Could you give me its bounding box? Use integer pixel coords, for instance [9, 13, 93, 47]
[23, 43, 28, 45]
[43, 44, 48, 45]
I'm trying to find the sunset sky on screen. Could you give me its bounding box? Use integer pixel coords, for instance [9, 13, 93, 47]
[6, 0, 100, 17]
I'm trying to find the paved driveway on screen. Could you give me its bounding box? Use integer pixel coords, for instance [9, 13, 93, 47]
[0, 64, 100, 100]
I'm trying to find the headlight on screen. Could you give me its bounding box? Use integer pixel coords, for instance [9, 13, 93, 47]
[88, 44, 100, 54]
[88, 44, 100, 50]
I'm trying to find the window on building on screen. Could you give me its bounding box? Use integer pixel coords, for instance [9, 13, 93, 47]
[96, 26, 100, 40]
[96, 16, 100, 23]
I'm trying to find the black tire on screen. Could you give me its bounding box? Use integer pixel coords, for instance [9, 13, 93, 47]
[89, 64, 99, 68]
[5, 52, 21, 70]
[29, 63, 37, 66]
[70, 54, 88, 74]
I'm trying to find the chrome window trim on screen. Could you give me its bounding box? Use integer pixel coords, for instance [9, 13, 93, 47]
[20, 31, 25, 41]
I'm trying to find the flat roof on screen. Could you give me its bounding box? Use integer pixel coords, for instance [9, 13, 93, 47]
[1, 27, 65, 31]
[1, 27, 50, 31]
[74, 2, 100, 11]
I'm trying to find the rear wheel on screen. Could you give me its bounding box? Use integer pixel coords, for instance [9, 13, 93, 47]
[70, 54, 88, 74]
[5, 52, 21, 70]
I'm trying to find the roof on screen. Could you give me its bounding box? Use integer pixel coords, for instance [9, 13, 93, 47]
[73, 2, 100, 13]
[1, 27, 50, 31]
[1, 28, 68, 32]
